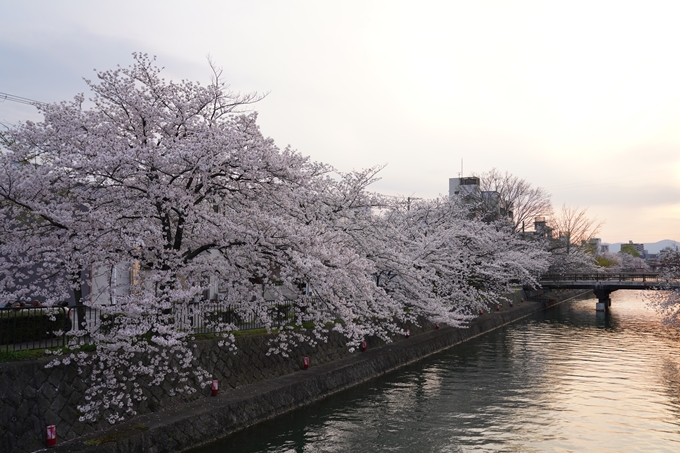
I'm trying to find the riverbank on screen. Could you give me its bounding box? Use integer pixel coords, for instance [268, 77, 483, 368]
[38, 289, 589, 453]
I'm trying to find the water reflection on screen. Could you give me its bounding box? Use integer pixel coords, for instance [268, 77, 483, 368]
[190, 291, 680, 453]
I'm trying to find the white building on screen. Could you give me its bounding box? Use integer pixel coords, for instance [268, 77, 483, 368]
[624, 240, 646, 258]
[449, 177, 481, 197]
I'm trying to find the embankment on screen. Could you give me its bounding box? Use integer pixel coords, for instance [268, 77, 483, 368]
[40, 289, 588, 453]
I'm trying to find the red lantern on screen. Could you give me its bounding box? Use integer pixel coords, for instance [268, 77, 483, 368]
[509, 302, 513, 307]
[211, 379, 219, 396]
[405, 330, 410, 338]
[435, 323, 440, 329]
[496, 305, 500, 311]
[361, 341, 367, 351]
[46, 425, 56, 447]
[479, 309, 484, 315]
[303, 357, 309, 369]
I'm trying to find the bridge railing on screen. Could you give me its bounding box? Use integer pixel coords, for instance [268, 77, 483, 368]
[540, 273, 661, 283]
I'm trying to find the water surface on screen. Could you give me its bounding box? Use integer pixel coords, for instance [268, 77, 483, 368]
[191, 291, 680, 452]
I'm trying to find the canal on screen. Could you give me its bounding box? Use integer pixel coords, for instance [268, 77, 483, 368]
[189, 291, 680, 452]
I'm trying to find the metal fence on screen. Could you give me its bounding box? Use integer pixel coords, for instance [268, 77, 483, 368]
[540, 273, 662, 283]
[0, 306, 72, 353]
[172, 300, 295, 333]
[0, 300, 299, 353]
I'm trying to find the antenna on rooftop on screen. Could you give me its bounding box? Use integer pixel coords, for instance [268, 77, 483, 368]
[459, 158, 463, 177]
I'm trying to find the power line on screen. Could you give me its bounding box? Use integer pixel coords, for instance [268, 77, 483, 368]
[0, 91, 46, 107]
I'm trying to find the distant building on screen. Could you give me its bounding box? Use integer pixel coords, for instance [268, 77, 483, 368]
[624, 240, 646, 258]
[589, 238, 601, 254]
[449, 177, 480, 196]
[588, 238, 608, 255]
[645, 253, 661, 271]
[533, 217, 553, 239]
[448, 176, 513, 222]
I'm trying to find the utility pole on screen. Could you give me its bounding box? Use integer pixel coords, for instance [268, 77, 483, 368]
[407, 197, 422, 211]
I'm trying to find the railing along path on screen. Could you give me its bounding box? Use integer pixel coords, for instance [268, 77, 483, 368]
[0, 299, 301, 353]
[540, 273, 663, 283]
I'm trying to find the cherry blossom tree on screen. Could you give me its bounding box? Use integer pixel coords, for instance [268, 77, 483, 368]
[0, 54, 328, 423]
[395, 198, 549, 309]
[332, 195, 550, 321]
[594, 251, 649, 273]
[0, 55, 414, 423]
[646, 248, 680, 325]
[0, 54, 551, 425]
[618, 246, 649, 272]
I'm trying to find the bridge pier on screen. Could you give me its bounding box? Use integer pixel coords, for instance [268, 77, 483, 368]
[593, 288, 613, 311]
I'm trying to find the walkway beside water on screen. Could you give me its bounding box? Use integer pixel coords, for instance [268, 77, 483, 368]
[46, 291, 587, 453]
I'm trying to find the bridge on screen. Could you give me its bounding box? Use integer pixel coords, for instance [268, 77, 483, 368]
[537, 273, 680, 311]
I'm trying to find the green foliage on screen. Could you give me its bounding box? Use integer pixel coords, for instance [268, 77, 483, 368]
[620, 244, 641, 258]
[0, 343, 97, 362]
[63, 343, 97, 354]
[0, 348, 47, 362]
[596, 255, 619, 268]
[232, 328, 269, 337]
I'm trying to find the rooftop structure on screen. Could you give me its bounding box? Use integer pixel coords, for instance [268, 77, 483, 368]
[533, 216, 553, 238]
[449, 177, 480, 197]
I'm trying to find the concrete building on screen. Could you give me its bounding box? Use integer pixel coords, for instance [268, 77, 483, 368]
[533, 217, 553, 239]
[448, 176, 513, 222]
[449, 177, 481, 196]
[624, 240, 646, 258]
[588, 238, 608, 254]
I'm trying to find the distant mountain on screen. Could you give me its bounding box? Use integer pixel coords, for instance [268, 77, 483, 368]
[603, 239, 680, 254]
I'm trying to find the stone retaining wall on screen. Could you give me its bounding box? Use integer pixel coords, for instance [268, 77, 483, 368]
[0, 304, 437, 452]
[1, 289, 587, 452]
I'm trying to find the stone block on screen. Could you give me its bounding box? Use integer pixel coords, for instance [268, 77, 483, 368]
[46, 367, 65, 388]
[40, 382, 58, 401]
[59, 381, 75, 400]
[32, 368, 48, 387]
[15, 400, 31, 420]
[15, 432, 40, 453]
[10, 378, 26, 399]
[49, 393, 68, 414]
[42, 407, 60, 426]
[4, 390, 21, 409]
[23, 384, 38, 400]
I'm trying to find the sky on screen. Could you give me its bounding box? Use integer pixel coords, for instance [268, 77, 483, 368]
[1, 0, 679, 244]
